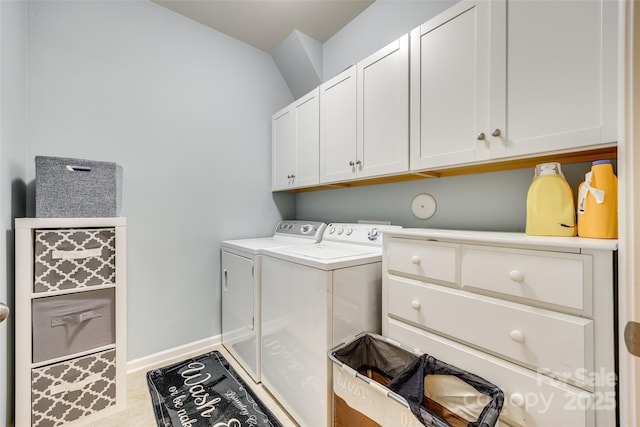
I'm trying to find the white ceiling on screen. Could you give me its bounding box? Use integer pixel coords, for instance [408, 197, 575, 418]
[153, 0, 375, 53]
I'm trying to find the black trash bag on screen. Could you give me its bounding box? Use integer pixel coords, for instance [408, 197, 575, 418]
[387, 354, 504, 427]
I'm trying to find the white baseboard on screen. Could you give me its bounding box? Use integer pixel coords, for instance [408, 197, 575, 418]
[127, 335, 221, 374]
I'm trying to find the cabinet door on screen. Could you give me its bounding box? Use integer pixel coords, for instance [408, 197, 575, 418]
[320, 67, 357, 183]
[271, 105, 296, 191]
[410, 0, 490, 170]
[357, 34, 409, 178]
[293, 88, 320, 188]
[489, 0, 617, 158]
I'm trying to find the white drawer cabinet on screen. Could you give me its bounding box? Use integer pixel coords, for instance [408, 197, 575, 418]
[382, 229, 617, 427]
[15, 218, 127, 427]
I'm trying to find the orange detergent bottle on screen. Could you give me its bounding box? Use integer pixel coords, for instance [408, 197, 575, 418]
[525, 162, 576, 236]
[577, 160, 618, 238]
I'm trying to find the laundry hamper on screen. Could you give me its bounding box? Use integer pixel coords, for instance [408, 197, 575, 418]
[329, 332, 504, 427]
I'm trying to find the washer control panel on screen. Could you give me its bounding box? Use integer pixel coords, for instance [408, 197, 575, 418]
[275, 220, 326, 240]
[324, 223, 402, 245]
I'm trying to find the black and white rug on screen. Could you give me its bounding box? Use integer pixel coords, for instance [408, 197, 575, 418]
[147, 350, 283, 427]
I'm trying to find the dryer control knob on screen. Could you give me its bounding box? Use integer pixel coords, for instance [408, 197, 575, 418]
[329, 226, 336, 234]
[337, 228, 344, 235]
[345, 228, 353, 236]
[368, 228, 379, 241]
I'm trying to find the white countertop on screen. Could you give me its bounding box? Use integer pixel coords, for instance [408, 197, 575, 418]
[383, 228, 619, 251]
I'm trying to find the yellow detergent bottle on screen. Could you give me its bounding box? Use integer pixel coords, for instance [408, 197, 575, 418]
[525, 162, 576, 236]
[577, 160, 618, 238]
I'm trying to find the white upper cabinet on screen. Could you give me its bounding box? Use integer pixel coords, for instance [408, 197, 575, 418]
[272, 88, 320, 191]
[410, 1, 486, 170]
[411, 0, 617, 171]
[492, 0, 617, 158]
[321, 35, 409, 184]
[319, 67, 358, 183]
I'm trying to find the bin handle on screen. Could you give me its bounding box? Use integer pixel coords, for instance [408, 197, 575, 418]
[52, 309, 102, 327]
[66, 165, 92, 172]
[52, 248, 102, 260]
[48, 373, 102, 395]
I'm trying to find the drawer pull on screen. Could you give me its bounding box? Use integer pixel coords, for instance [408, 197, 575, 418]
[510, 330, 525, 343]
[510, 392, 525, 407]
[52, 248, 102, 260]
[509, 270, 524, 282]
[411, 300, 421, 310]
[410, 256, 421, 265]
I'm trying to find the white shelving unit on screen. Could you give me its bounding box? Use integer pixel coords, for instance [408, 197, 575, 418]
[15, 217, 127, 427]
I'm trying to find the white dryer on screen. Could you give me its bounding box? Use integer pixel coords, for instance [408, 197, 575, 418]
[260, 223, 402, 427]
[220, 220, 326, 383]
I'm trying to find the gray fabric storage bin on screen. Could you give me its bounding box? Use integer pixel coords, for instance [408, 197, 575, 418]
[31, 348, 116, 426]
[32, 288, 115, 363]
[35, 156, 123, 218]
[34, 228, 116, 293]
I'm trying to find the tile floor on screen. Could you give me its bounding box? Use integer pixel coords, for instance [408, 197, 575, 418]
[89, 345, 299, 427]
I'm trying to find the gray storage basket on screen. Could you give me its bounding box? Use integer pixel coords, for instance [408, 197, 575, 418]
[32, 288, 115, 363]
[35, 156, 122, 218]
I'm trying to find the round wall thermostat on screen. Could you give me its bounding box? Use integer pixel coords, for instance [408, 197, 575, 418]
[411, 193, 437, 219]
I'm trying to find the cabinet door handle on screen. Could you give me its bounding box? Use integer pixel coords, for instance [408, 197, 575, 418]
[223, 269, 228, 291]
[492, 128, 502, 137]
[410, 256, 421, 265]
[411, 300, 421, 310]
[510, 330, 525, 343]
[509, 270, 524, 282]
[477, 132, 486, 141]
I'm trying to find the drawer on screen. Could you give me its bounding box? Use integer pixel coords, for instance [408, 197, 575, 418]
[461, 245, 592, 314]
[387, 277, 594, 387]
[385, 238, 457, 284]
[386, 319, 599, 427]
[34, 228, 116, 293]
[32, 288, 115, 363]
[31, 348, 116, 427]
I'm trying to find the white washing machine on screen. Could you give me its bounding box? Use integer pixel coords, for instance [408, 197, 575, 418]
[260, 223, 402, 427]
[220, 220, 326, 383]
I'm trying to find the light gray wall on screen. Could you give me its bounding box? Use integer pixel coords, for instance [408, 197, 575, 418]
[26, 0, 295, 360]
[272, 30, 323, 99]
[0, 1, 28, 425]
[300, 0, 593, 231]
[323, 0, 456, 80]
[296, 163, 593, 230]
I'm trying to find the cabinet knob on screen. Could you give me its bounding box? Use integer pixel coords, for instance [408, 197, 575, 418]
[356, 160, 362, 165]
[491, 128, 502, 137]
[410, 256, 421, 265]
[509, 270, 524, 282]
[510, 393, 525, 408]
[477, 132, 486, 141]
[510, 330, 525, 343]
[349, 161, 355, 166]
[411, 300, 421, 310]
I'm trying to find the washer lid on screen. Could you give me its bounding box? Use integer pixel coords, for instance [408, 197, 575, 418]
[221, 235, 317, 254]
[278, 242, 377, 260]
